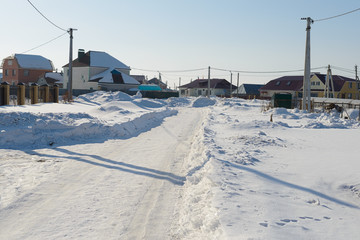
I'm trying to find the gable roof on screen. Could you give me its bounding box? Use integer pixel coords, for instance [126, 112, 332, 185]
[260, 73, 357, 92]
[312, 73, 355, 91]
[148, 77, 166, 86]
[14, 54, 53, 70]
[179, 78, 237, 89]
[90, 68, 139, 85]
[238, 84, 264, 94]
[63, 51, 130, 70]
[259, 76, 304, 91]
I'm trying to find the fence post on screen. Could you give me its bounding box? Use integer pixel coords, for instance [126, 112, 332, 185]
[53, 84, 59, 103]
[41, 84, 50, 103]
[17, 82, 26, 105]
[31, 83, 39, 104]
[1, 82, 10, 106]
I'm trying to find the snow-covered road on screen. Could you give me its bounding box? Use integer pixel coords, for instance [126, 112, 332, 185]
[2, 93, 360, 240]
[0, 107, 208, 240]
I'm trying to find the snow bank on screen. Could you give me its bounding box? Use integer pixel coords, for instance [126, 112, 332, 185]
[0, 91, 176, 149]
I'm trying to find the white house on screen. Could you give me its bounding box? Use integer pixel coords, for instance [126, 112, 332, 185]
[179, 78, 237, 97]
[62, 49, 139, 90]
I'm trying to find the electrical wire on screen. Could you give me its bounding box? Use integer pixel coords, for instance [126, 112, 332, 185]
[314, 7, 360, 22]
[211, 66, 326, 74]
[21, 32, 68, 54]
[26, 0, 67, 32]
[131, 67, 208, 73]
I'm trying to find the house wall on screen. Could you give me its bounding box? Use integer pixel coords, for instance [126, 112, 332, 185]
[62, 65, 133, 91]
[260, 90, 297, 99]
[2, 58, 51, 85]
[2, 58, 19, 85]
[63, 66, 98, 90]
[338, 81, 359, 99]
[179, 87, 219, 97]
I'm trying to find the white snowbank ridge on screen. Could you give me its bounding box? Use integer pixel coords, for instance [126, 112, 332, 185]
[0, 91, 177, 149]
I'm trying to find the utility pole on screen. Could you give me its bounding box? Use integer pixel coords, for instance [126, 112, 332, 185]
[230, 72, 233, 98]
[355, 65, 359, 81]
[301, 17, 313, 111]
[356, 65, 360, 99]
[236, 73, 239, 96]
[324, 65, 335, 98]
[67, 28, 77, 102]
[207, 66, 211, 98]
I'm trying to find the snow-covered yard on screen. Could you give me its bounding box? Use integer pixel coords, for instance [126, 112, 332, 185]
[0, 92, 359, 239]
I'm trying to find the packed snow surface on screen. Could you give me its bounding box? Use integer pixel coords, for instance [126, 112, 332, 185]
[0, 92, 359, 240]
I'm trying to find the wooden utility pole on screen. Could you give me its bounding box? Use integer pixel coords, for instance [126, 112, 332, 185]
[237, 73, 239, 96]
[230, 72, 233, 98]
[67, 28, 77, 102]
[301, 17, 313, 111]
[207, 66, 211, 98]
[356, 65, 360, 100]
[324, 65, 335, 98]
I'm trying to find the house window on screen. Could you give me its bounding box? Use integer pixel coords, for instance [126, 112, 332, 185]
[24, 70, 29, 76]
[316, 82, 320, 86]
[5, 69, 8, 76]
[286, 81, 291, 86]
[12, 69, 16, 76]
[349, 82, 352, 88]
[348, 93, 352, 99]
[311, 82, 315, 86]
[275, 81, 280, 86]
[198, 90, 202, 95]
[8, 60, 13, 66]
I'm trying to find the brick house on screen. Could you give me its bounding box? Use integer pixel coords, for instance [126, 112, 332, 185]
[1, 54, 54, 85]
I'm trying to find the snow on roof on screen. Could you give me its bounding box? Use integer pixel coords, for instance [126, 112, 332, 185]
[89, 51, 130, 70]
[14, 54, 54, 70]
[45, 72, 63, 83]
[91, 68, 139, 85]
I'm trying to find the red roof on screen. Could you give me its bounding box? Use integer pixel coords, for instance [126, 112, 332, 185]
[259, 76, 304, 91]
[180, 78, 236, 89]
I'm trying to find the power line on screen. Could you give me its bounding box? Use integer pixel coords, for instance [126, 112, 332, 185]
[211, 66, 326, 74]
[21, 32, 68, 54]
[26, 0, 67, 32]
[314, 7, 360, 22]
[131, 67, 207, 73]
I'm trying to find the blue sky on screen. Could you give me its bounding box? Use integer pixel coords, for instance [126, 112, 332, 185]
[1, 0, 359, 87]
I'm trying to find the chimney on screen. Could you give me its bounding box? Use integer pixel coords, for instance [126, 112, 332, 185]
[78, 49, 85, 60]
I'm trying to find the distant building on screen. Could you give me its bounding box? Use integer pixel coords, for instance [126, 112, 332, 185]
[234, 83, 264, 97]
[148, 77, 167, 90]
[260, 73, 360, 100]
[37, 72, 64, 87]
[1, 54, 54, 85]
[179, 78, 236, 97]
[63, 49, 139, 91]
[131, 75, 148, 84]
